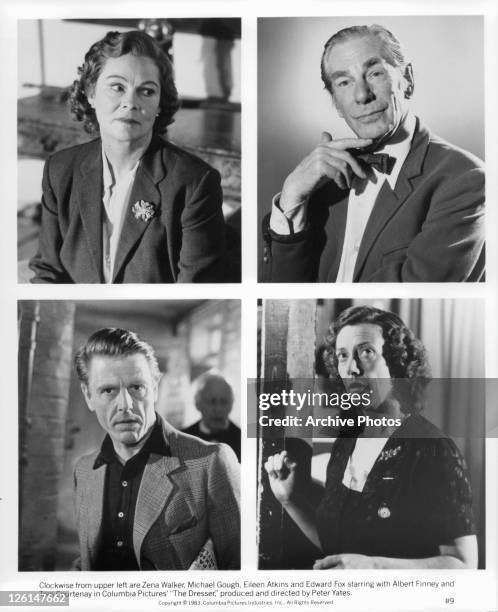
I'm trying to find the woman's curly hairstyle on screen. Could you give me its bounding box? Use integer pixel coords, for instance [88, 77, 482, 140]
[323, 305, 432, 412]
[69, 30, 180, 134]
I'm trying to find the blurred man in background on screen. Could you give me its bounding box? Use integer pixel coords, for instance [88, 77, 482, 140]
[182, 371, 241, 461]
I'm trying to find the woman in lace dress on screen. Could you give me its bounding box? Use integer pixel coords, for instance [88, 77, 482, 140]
[265, 305, 477, 569]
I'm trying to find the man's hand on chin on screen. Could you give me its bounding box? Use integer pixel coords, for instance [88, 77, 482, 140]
[280, 132, 373, 213]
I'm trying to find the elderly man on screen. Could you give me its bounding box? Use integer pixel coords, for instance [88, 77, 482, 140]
[261, 24, 484, 282]
[73, 328, 240, 570]
[182, 372, 241, 462]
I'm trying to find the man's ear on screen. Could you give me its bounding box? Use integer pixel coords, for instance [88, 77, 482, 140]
[81, 383, 94, 411]
[403, 63, 414, 99]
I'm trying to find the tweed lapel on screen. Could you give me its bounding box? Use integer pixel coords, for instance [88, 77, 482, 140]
[353, 119, 430, 281]
[75, 140, 104, 282]
[80, 462, 106, 566]
[133, 452, 186, 567]
[112, 137, 167, 282]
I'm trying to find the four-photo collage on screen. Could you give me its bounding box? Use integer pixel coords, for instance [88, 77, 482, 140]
[10, 9, 496, 610]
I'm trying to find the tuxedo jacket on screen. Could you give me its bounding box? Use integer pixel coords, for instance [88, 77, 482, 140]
[30, 136, 227, 283]
[261, 119, 485, 282]
[73, 418, 240, 570]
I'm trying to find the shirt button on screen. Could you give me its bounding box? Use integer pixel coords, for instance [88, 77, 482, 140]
[118, 512, 124, 518]
[122, 481, 128, 487]
[263, 257, 269, 263]
[117, 540, 124, 547]
[264, 247, 268, 254]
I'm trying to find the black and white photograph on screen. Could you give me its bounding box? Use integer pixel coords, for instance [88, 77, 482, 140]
[258, 16, 485, 282]
[18, 299, 241, 570]
[257, 299, 485, 570]
[18, 19, 241, 283]
[1, 1, 497, 610]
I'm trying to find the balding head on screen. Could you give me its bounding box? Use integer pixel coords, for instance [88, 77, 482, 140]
[193, 371, 234, 432]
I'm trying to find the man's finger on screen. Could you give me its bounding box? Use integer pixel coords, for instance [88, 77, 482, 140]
[315, 157, 352, 189]
[324, 137, 373, 151]
[336, 175, 347, 190]
[328, 149, 366, 180]
[320, 131, 333, 144]
[315, 147, 366, 180]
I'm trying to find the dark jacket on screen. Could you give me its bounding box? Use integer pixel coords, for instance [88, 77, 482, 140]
[261, 119, 485, 282]
[30, 136, 227, 283]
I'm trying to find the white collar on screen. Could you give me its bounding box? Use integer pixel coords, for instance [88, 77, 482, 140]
[343, 436, 389, 492]
[102, 147, 140, 194]
[375, 112, 416, 189]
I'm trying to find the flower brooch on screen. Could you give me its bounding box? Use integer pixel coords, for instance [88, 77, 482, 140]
[379, 445, 402, 462]
[132, 200, 156, 222]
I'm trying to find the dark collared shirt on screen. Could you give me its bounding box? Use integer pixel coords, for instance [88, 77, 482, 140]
[92, 416, 169, 570]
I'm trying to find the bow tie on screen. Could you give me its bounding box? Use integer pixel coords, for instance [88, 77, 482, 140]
[353, 151, 396, 174]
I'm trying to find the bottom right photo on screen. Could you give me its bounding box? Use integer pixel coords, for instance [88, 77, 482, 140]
[256, 298, 485, 570]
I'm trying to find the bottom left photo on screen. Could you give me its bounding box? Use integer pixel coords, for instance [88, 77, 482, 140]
[18, 299, 241, 571]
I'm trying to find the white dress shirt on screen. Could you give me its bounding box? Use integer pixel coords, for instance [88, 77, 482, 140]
[101, 150, 139, 283]
[269, 113, 416, 282]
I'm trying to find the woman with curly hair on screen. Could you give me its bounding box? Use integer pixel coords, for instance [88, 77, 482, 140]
[30, 30, 227, 283]
[265, 306, 477, 568]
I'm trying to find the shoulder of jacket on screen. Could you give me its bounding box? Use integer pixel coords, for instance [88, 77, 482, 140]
[164, 420, 231, 462]
[45, 139, 100, 178]
[74, 449, 100, 475]
[399, 413, 448, 439]
[423, 129, 484, 172]
[159, 138, 218, 178]
[404, 415, 464, 461]
[48, 138, 99, 164]
[173, 429, 223, 459]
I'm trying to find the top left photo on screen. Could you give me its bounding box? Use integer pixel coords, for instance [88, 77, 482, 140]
[18, 18, 241, 284]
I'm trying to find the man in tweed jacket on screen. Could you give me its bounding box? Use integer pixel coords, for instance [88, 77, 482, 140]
[73, 328, 240, 570]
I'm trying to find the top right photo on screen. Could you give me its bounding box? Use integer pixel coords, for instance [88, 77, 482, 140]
[258, 16, 485, 283]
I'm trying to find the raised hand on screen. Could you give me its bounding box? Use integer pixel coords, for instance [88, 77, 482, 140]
[279, 132, 373, 214]
[264, 450, 298, 504]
